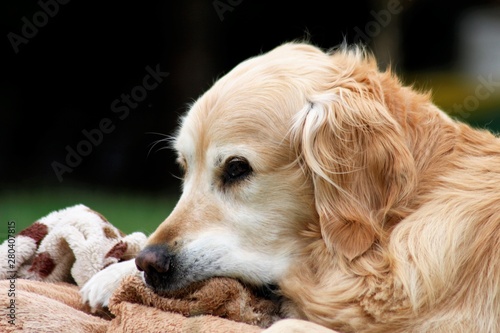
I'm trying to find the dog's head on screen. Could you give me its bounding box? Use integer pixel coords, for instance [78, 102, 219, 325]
[136, 42, 417, 292]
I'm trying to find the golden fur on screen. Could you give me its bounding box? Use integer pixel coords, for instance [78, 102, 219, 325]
[144, 42, 500, 332]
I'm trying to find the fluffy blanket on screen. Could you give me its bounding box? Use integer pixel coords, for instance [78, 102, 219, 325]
[0, 204, 282, 332]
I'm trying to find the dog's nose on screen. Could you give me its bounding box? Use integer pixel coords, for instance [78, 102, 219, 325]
[135, 245, 171, 276]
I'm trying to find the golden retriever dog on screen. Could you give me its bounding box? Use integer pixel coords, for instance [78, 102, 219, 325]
[82, 42, 500, 332]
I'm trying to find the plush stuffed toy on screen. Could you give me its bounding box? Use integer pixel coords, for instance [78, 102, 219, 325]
[0, 205, 282, 332]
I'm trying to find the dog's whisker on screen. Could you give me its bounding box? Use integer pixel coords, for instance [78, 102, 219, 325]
[145, 132, 177, 157]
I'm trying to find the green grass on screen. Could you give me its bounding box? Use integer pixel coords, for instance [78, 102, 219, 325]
[0, 186, 178, 243]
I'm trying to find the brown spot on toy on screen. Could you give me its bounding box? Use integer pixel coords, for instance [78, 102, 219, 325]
[105, 241, 128, 260]
[19, 222, 48, 246]
[103, 226, 119, 239]
[29, 252, 56, 278]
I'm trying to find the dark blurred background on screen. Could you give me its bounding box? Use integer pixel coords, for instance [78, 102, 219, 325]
[1, 0, 500, 214]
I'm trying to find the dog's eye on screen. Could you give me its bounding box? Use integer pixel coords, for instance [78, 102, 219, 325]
[176, 156, 187, 178]
[223, 157, 252, 185]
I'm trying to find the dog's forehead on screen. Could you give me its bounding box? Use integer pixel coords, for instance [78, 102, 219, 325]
[175, 91, 297, 171]
[175, 98, 285, 160]
[174, 43, 331, 163]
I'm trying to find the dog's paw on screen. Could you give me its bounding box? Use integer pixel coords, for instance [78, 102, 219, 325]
[80, 259, 138, 310]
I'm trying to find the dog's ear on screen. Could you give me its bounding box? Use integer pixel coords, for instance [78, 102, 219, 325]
[291, 61, 416, 261]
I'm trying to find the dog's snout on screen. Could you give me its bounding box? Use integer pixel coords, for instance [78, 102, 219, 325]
[135, 245, 171, 277]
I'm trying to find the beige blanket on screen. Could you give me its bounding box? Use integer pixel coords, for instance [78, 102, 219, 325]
[0, 205, 281, 332]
